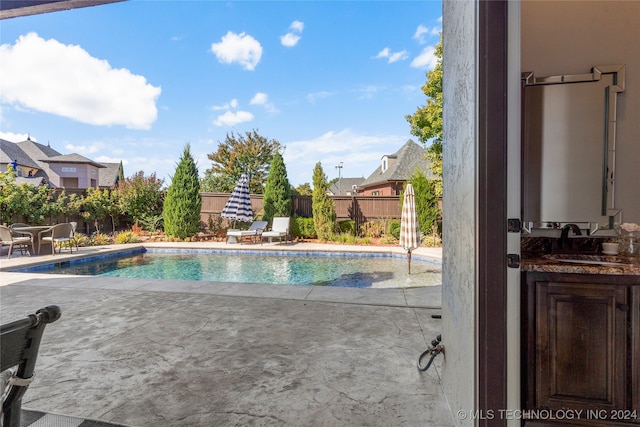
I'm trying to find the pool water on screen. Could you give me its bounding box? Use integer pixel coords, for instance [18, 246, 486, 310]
[34, 250, 442, 289]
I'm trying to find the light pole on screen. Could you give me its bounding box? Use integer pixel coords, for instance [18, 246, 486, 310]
[335, 162, 343, 196]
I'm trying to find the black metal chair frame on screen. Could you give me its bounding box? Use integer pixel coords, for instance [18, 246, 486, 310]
[1, 306, 61, 427]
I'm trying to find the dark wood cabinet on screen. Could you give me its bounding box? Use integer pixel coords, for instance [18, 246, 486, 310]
[523, 272, 640, 426]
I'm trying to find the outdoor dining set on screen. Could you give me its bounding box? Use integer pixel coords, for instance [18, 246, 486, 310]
[0, 222, 77, 258]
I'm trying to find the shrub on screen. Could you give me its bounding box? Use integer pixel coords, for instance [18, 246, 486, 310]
[138, 213, 163, 232]
[90, 232, 111, 246]
[360, 221, 385, 238]
[291, 216, 316, 239]
[114, 230, 142, 244]
[338, 220, 356, 235]
[206, 214, 225, 236]
[311, 162, 336, 240]
[380, 235, 398, 245]
[388, 220, 401, 239]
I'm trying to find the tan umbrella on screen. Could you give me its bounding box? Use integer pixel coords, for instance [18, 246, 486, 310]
[399, 183, 420, 274]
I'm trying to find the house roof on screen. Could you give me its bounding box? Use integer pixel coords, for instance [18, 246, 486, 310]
[99, 162, 123, 187]
[42, 153, 106, 168]
[359, 139, 435, 189]
[0, 138, 40, 169]
[328, 177, 365, 196]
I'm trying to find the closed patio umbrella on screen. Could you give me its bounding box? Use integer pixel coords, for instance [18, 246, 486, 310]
[221, 173, 253, 228]
[399, 183, 420, 274]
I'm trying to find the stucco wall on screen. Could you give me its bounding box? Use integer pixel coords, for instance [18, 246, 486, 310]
[521, 0, 640, 224]
[442, 1, 477, 425]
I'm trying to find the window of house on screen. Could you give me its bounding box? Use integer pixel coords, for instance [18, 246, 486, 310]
[372, 191, 380, 196]
[381, 158, 387, 172]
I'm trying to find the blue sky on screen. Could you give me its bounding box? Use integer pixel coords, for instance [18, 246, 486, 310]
[0, 1, 442, 187]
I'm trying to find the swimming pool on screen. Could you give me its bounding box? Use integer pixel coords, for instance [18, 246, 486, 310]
[22, 248, 442, 289]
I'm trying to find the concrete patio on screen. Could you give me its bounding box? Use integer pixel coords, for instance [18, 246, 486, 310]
[0, 242, 452, 426]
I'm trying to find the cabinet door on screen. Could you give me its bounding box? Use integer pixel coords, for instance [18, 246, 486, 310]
[536, 282, 627, 412]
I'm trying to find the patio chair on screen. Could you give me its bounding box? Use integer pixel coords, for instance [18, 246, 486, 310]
[226, 221, 268, 244]
[262, 217, 290, 244]
[0, 225, 33, 259]
[1, 305, 61, 427]
[37, 223, 74, 255]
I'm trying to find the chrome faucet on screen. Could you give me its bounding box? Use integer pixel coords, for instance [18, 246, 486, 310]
[558, 223, 582, 250]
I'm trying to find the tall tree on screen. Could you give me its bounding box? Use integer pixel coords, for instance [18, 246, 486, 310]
[311, 162, 336, 240]
[262, 151, 292, 224]
[406, 33, 443, 179]
[294, 182, 312, 196]
[117, 171, 165, 228]
[201, 129, 281, 194]
[163, 144, 202, 239]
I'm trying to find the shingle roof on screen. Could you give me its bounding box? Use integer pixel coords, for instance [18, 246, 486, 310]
[359, 139, 435, 189]
[98, 162, 122, 188]
[42, 153, 106, 168]
[328, 177, 366, 196]
[0, 139, 40, 169]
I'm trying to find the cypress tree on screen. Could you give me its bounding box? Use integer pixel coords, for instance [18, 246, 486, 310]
[311, 162, 336, 240]
[163, 144, 202, 239]
[262, 151, 292, 224]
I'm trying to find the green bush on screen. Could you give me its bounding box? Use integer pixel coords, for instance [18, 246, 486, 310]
[388, 220, 401, 239]
[360, 221, 384, 238]
[338, 220, 356, 235]
[163, 144, 202, 239]
[291, 216, 316, 239]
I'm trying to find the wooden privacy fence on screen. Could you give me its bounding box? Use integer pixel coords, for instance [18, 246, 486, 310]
[200, 193, 404, 225]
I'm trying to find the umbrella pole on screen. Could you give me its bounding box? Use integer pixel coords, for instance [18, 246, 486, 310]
[408, 250, 412, 275]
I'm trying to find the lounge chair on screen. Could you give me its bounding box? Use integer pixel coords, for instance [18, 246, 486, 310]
[1, 305, 61, 427]
[226, 221, 268, 244]
[37, 223, 74, 255]
[262, 217, 290, 244]
[0, 226, 33, 259]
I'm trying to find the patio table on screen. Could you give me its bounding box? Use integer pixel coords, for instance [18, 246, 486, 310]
[12, 226, 53, 255]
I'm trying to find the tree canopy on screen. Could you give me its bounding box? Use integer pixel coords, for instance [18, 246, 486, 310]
[406, 33, 443, 179]
[201, 129, 281, 194]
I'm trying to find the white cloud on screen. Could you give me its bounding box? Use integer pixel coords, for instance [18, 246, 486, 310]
[211, 99, 239, 111]
[280, 20, 304, 47]
[0, 32, 161, 130]
[290, 20, 304, 32]
[411, 45, 438, 70]
[283, 129, 406, 184]
[374, 47, 408, 63]
[64, 142, 105, 154]
[413, 25, 429, 44]
[213, 110, 254, 127]
[210, 31, 262, 71]
[249, 92, 278, 113]
[0, 131, 33, 142]
[280, 33, 301, 47]
[95, 155, 125, 164]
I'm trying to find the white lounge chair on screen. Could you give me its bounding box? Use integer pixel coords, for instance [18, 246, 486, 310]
[226, 221, 268, 244]
[262, 217, 290, 244]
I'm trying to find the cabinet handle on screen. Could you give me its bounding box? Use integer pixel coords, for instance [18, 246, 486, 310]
[616, 303, 629, 312]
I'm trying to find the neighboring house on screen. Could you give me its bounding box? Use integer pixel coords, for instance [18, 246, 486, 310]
[327, 177, 365, 196]
[357, 139, 435, 196]
[0, 137, 117, 189]
[99, 162, 124, 188]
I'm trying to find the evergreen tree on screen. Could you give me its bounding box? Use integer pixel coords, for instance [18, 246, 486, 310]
[262, 151, 292, 224]
[311, 162, 336, 240]
[163, 144, 202, 239]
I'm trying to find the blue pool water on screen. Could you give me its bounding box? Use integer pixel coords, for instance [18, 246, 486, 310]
[24, 249, 442, 288]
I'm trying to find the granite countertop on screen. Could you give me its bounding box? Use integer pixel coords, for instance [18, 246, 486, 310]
[521, 253, 640, 275]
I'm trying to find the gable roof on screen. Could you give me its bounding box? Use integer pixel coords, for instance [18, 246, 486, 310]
[328, 177, 365, 196]
[41, 153, 106, 168]
[0, 138, 40, 169]
[359, 139, 435, 189]
[99, 162, 123, 188]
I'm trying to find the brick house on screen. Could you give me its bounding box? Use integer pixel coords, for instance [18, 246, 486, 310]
[357, 139, 436, 196]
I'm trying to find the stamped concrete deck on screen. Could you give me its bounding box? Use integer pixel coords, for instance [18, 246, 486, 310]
[0, 242, 452, 426]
